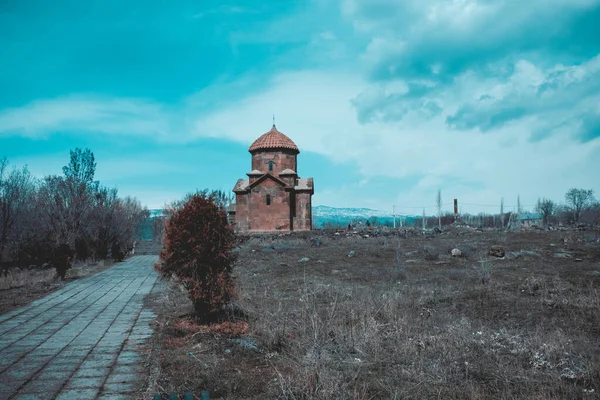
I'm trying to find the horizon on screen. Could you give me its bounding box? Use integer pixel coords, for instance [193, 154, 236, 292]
[1, 0, 599, 215]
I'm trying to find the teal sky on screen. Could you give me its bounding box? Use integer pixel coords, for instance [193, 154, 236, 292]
[1, 0, 599, 214]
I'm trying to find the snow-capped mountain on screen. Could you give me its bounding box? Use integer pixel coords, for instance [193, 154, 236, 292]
[145, 206, 418, 229]
[312, 205, 417, 228]
[312, 205, 393, 218]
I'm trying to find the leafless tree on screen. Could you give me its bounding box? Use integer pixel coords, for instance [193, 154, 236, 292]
[565, 188, 595, 223]
[0, 158, 35, 262]
[500, 197, 505, 228]
[535, 198, 555, 226]
[436, 189, 442, 230]
[581, 202, 600, 226]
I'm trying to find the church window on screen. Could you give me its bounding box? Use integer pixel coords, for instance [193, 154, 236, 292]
[268, 161, 274, 172]
[266, 194, 271, 205]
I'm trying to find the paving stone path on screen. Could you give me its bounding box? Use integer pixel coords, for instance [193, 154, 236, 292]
[0, 255, 160, 400]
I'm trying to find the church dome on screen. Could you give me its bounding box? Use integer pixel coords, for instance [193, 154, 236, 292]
[249, 125, 299, 154]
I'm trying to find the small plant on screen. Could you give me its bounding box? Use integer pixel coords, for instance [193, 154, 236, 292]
[393, 246, 407, 280]
[155, 190, 237, 320]
[423, 245, 439, 261]
[474, 256, 492, 285]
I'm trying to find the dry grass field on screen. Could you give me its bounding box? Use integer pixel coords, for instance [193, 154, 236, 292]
[0, 260, 116, 314]
[144, 226, 600, 399]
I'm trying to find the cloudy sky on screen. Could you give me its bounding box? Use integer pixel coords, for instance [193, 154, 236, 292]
[1, 0, 599, 215]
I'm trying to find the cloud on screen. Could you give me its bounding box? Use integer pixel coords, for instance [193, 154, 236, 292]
[342, 0, 600, 138]
[192, 5, 255, 18]
[0, 95, 178, 140]
[445, 55, 600, 139]
[344, 0, 600, 81]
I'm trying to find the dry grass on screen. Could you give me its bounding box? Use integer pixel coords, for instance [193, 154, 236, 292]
[145, 228, 600, 399]
[0, 259, 116, 314]
[0, 268, 57, 291]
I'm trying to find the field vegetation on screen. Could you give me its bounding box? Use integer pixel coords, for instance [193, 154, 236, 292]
[144, 226, 600, 399]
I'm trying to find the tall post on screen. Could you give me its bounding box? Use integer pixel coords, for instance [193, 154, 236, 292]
[454, 199, 458, 216]
[393, 205, 396, 229]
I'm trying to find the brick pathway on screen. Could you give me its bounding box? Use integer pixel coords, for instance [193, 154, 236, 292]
[0, 255, 160, 400]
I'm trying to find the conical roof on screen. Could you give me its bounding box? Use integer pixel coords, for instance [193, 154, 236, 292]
[249, 125, 299, 153]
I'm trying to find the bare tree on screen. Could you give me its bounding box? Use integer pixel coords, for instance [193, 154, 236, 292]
[436, 189, 442, 230]
[535, 198, 555, 226]
[0, 158, 35, 262]
[500, 197, 505, 228]
[2, 149, 148, 265]
[565, 188, 595, 223]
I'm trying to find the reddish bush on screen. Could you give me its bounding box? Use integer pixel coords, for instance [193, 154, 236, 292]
[156, 192, 236, 319]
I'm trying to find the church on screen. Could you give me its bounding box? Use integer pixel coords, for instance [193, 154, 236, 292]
[231, 124, 314, 232]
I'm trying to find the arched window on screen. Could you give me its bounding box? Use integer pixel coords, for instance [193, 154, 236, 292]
[268, 162, 274, 172]
[266, 194, 271, 205]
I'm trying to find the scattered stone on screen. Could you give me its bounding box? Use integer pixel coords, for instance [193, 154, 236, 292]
[575, 258, 583, 262]
[230, 337, 258, 351]
[297, 257, 310, 263]
[348, 251, 356, 258]
[363, 235, 370, 238]
[489, 245, 505, 258]
[435, 260, 449, 265]
[553, 252, 572, 259]
[310, 238, 323, 247]
[451, 248, 462, 257]
[507, 250, 539, 259]
[280, 263, 288, 266]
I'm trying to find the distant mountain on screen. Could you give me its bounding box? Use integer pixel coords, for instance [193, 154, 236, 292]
[312, 205, 418, 228]
[144, 205, 419, 229]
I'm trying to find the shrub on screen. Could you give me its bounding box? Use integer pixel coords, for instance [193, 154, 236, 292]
[423, 245, 439, 261]
[74, 237, 89, 261]
[52, 244, 73, 280]
[156, 191, 237, 320]
[111, 241, 124, 262]
[16, 237, 53, 267]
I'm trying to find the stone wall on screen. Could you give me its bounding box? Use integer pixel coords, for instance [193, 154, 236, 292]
[293, 191, 312, 231]
[234, 193, 249, 231]
[247, 180, 291, 231]
[251, 150, 297, 176]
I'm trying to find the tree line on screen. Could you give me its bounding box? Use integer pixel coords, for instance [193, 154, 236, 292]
[0, 148, 148, 268]
[535, 189, 599, 227]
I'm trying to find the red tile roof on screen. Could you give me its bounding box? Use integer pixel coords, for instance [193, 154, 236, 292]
[249, 125, 299, 153]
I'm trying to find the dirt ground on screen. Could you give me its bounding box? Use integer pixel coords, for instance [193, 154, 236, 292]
[0, 259, 116, 315]
[145, 226, 600, 399]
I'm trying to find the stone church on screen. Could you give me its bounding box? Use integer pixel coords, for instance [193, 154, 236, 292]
[231, 124, 314, 232]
